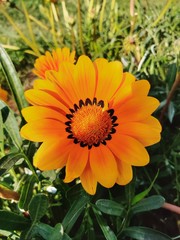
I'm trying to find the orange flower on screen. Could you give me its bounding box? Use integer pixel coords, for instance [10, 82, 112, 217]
[33, 47, 75, 79]
[21, 52, 161, 195]
[0, 86, 8, 102]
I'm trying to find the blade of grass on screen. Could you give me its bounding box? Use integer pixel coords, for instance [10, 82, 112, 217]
[0, 45, 28, 115]
[21, 0, 40, 56]
[0, 8, 40, 56]
[152, 0, 173, 27]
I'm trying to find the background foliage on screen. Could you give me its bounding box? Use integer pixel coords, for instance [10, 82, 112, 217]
[0, 0, 179, 239]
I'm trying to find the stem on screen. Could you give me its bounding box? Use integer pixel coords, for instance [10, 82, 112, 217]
[99, 0, 106, 34]
[162, 202, 180, 215]
[77, 0, 85, 54]
[159, 73, 180, 123]
[22, 152, 39, 182]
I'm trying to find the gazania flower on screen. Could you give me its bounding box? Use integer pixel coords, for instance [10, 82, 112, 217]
[0, 86, 8, 102]
[33, 47, 75, 79]
[21, 52, 161, 195]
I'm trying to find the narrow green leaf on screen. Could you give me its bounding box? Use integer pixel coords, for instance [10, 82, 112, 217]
[0, 152, 24, 176]
[0, 110, 4, 156]
[0, 210, 30, 231]
[1, 105, 9, 122]
[62, 193, 90, 233]
[131, 195, 165, 214]
[123, 226, 172, 240]
[29, 193, 49, 222]
[18, 174, 37, 211]
[96, 199, 125, 216]
[0, 45, 28, 114]
[132, 171, 159, 205]
[93, 207, 117, 240]
[0, 100, 22, 149]
[168, 101, 175, 123]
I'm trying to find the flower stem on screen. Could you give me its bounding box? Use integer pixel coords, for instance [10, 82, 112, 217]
[159, 73, 180, 123]
[162, 202, 180, 215]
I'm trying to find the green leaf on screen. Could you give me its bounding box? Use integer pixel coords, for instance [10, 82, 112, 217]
[132, 171, 159, 205]
[0, 152, 24, 176]
[123, 226, 172, 240]
[20, 222, 53, 240]
[29, 193, 49, 222]
[51, 223, 72, 240]
[0, 45, 28, 115]
[131, 195, 165, 214]
[0, 210, 30, 231]
[168, 101, 175, 123]
[18, 174, 37, 211]
[0, 100, 22, 149]
[62, 193, 90, 233]
[96, 199, 125, 216]
[92, 207, 117, 240]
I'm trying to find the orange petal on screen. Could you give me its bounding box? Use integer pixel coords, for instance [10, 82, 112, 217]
[80, 162, 97, 195]
[89, 145, 118, 188]
[116, 160, 133, 185]
[45, 63, 79, 106]
[94, 59, 123, 101]
[116, 96, 160, 122]
[34, 138, 71, 170]
[107, 134, 149, 166]
[64, 145, 89, 182]
[22, 106, 67, 123]
[25, 89, 68, 113]
[34, 47, 75, 79]
[117, 118, 161, 146]
[74, 56, 96, 100]
[20, 119, 65, 142]
[132, 80, 150, 96]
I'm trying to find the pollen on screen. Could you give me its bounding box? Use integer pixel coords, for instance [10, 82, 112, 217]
[71, 105, 112, 146]
[65, 98, 118, 149]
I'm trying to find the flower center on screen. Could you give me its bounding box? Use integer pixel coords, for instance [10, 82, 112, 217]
[65, 98, 118, 149]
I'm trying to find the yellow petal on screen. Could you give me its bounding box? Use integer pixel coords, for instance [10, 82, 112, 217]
[20, 119, 65, 142]
[74, 55, 96, 100]
[64, 145, 89, 182]
[89, 145, 118, 188]
[107, 134, 149, 166]
[94, 59, 123, 101]
[25, 89, 68, 113]
[116, 160, 133, 185]
[80, 162, 97, 195]
[132, 80, 150, 96]
[112, 72, 135, 106]
[34, 138, 71, 170]
[22, 106, 67, 123]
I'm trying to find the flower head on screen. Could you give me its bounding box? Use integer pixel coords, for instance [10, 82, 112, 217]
[21, 49, 161, 195]
[0, 86, 8, 102]
[33, 47, 75, 79]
